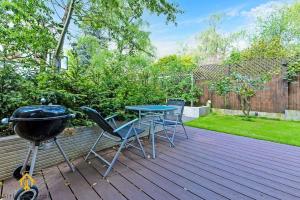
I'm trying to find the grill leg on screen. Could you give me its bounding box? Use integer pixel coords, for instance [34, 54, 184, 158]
[29, 144, 38, 176]
[54, 139, 75, 172]
[20, 145, 32, 174]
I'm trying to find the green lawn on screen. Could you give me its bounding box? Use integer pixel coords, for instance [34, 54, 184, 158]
[185, 113, 300, 147]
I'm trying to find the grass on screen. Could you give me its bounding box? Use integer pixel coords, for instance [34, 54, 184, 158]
[185, 113, 300, 147]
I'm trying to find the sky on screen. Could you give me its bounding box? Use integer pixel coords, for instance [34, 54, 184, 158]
[143, 0, 293, 57]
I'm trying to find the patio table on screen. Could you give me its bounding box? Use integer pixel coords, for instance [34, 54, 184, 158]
[125, 105, 177, 158]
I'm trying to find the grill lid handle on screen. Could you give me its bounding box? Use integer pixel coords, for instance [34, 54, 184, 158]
[1, 118, 9, 125]
[69, 114, 76, 119]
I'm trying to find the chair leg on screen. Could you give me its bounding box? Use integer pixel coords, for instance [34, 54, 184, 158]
[163, 125, 175, 147]
[182, 124, 188, 139]
[133, 128, 146, 158]
[85, 131, 104, 161]
[148, 124, 151, 141]
[171, 124, 177, 143]
[103, 138, 128, 178]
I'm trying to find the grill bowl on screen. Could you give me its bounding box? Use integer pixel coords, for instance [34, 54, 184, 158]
[10, 105, 74, 142]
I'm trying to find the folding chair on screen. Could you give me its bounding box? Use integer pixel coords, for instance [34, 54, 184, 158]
[81, 106, 146, 177]
[154, 99, 188, 144]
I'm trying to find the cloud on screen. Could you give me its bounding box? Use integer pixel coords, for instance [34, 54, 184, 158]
[224, 4, 247, 17]
[177, 4, 246, 26]
[178, 16, 208, 26]
[152, 40, 182, 57]
[241, 0, 289, 20]
[150, 0, 294, 58]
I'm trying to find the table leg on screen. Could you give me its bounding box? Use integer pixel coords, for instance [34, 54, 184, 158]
[138, 110, 141, 128]
[151, 119, 156, 159]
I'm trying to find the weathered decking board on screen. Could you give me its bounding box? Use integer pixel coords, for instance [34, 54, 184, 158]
[2, 126, 300, 200]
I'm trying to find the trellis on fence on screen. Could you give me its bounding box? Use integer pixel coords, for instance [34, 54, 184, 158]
[192, 58, 284, 81]
[192, 57, 300, 112]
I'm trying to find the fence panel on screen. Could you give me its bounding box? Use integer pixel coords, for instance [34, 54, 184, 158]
[194, 58, 300, 113]
[288, 75, 300, 110]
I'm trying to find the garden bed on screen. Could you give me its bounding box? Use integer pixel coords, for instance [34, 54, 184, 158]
[0, 125, 150, 181]
[185, 113, 300, 147]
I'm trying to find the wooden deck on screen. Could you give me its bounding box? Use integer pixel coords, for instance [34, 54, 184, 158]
[2, 126, 300, 200]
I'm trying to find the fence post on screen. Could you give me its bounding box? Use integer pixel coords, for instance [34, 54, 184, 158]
[281, 59, 288, 80]
[191, 73, 194, 107]
[281, 59, 289, 112]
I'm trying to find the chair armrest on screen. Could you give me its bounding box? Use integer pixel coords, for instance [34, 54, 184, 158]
[105, 114, 118, 121]
[113, 118, 139, 133]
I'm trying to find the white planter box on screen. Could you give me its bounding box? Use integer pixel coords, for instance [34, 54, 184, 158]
[183, 106, 210, 118]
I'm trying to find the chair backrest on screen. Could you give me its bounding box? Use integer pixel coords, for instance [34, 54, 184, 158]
[80, 106, 121, 138]
[167, 99, 185, 119]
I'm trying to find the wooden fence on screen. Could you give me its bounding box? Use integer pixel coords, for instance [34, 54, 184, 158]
[194, 58, 300, 113]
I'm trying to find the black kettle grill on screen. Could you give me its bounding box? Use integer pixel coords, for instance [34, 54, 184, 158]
[2, 105, 75, 200]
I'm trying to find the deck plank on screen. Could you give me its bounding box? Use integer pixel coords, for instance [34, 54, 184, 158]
[1, 171, 49, 200]
[101, 151, 177, 200]
[166, 137, 300, 187]
[188, 132, 300, 167]
[156, 140, 300, 198]
[153, 144, 299, 200]
[192, 128, 300, 157]
[90, 154, 153, 200]
[186, 135, 300, 174]
[176, 140, 300, 189]
[123, 150, 228, 200]
[43, 165, 76, 200]
[35, 172, 51, 200]
[2, 177, 19, 200]
[3, 126, 300, 200]
[73, 157, 127, 200]
[58, 162, 101, 200]
[117, 153, 202, 200]
[0, 180, 2, 198]
[136, 146, 267, 200]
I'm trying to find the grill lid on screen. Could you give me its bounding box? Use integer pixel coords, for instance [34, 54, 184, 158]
[11, 105, 71, 121]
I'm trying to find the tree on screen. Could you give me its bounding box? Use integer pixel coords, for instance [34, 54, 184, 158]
[153, 55, 202, 105]
[240, 37, 287, 59]
[193, 14, 243, 64]
[0, 0, 181, 69]
[239, 1, 300, 60]
[63, 0, 181, 61]
[0, 0, 57, 68]
[209, 76, 231, 108]
[230, 73, 268, 117]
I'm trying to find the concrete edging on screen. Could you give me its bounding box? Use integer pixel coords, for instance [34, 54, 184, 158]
[212, 108, 300, 121]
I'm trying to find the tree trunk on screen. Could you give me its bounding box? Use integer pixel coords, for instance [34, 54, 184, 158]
[53, 0, 75, 71]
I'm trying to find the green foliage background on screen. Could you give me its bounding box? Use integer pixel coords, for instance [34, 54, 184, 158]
[2, 0, 300, 136]
[0, 42, 199, 136]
